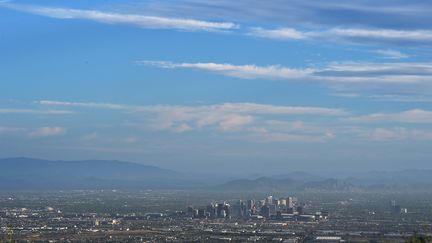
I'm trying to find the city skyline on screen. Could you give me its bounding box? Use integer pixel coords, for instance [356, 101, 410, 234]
[1, 0, 432, 173]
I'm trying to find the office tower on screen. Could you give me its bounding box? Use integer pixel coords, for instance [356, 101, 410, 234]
[278, 199, 287, 206]
[287, 207, 295, 214]
[217, 203, 225, 218]
[261, 205, 270, 218]
[287, 197, 294, 208]
[197, 209, 206, 218]
[224, 204, 230, 218]
[268, 204, 277, 216]
[297, 206, 304, 215]
[231, 201, 243, 218]
[206, 204, 216, 218]
[266, 196, 273, 205]
[247, 199, 255, 210]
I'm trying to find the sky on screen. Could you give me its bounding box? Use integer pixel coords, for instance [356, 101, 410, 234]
[1, 0, 432, 174]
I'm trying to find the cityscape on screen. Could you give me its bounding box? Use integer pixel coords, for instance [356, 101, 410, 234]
[2, 0, 432, 242]
[1, 190, 431, 242]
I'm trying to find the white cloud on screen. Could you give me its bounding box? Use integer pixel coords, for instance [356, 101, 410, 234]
[326, 28, 432, 44]
[39, 100, 432, 143]
[1, 3, 238, 31]
[330, 93, 360, 98]
[124, 137, 139, 143]
[243, 120, 336, 143]
[366, 95, 432, 103]
[365, 127, 432, 141]
[0, 108, 73, 114]
[139, 61, 311, 80]
[82, 132, 98, 141]
[172, 123, 193, 133]
[38, 100, 346, 116]
[249, 27, 306, 40]
[219, 114, 254, 131]
[346, 109, 432, 123]
[248, 27, 432, 45]
[372, 49, 409, 59]
[29, 127, 66, 138]
[38, 100, 127, 110]
[143, 103, 344, 133]
[140, 60, 432, 84]
[39, 100, 344, 142]
[248, 129, 335, 143]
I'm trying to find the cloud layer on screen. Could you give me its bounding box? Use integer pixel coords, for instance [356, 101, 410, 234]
[38, 100, 345, 142]
[35, 100, 432, 142]
[29, 127, 66, 138]
[249, 27, 432, 45]
[3, 2, 432, 46]
[1, 3, 238, 31]
[139, 60, 432, 84]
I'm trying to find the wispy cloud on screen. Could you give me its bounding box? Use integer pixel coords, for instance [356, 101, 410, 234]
[364, 127, 432, 141]
[332, 94, 432, 103]
[1, 3, 238, 32]
[249, 27, 306, 40]
[137, 0, 432, 30]
[346, 109, 432, 123]
[38, 100, 345, 142]
[139, 61, 311, 80]
[366, 95, 432, 103]
[372, 49, 409, 59]
[0, 126, 24, 134]
[38, 100, 345, 116]
[246, 120, 335, 143]
[0, 108, 73, 114]
[81, 132, 99, 141]
[249, 27, 432, 45]
[29, 127, 66, 138]
[38, 100, 128, 110]
[35, 100, 432, 143]
[140, 60, 432, 84]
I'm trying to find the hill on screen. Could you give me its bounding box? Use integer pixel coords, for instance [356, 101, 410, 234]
[0, 157, 187, 190]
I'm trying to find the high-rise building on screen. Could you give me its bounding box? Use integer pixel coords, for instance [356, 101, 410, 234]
[297, 206, 304, 215]
[197, 209, 206, 218]
[268, 204, 277, 216]
[223, 204, 230, 218]
[261, 205, 270, 218]
[206, 204, 216, 218]
[217, 203, 225, 218]
[278, 199, 287, 207]
[287, 197, 298, 208]
[231, 200, 243, 218]
[266, 196, 273, 205]
[247, 199, 255, 210]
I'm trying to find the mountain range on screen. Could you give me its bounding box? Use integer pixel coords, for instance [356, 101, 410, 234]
[0, 157, 189, 190]
[1, 157, 432, 191]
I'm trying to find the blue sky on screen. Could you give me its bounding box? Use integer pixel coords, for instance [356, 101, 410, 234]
[1, 0, 432, 174]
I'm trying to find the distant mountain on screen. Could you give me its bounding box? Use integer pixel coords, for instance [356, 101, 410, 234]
[2, 158, 432, 191]
[343, 169, 432, 185]
[217, 177, 359, 192]
[0, 157, 192, 190]
[217, 177, 299, 192]
[299, 178, 357, 191]
[218, 169, 432, 192]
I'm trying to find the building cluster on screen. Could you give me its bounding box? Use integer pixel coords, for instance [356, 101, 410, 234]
[187, 196, 329, 222]
[0, 191, 427, 242]
[390, 200, 408, 214]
